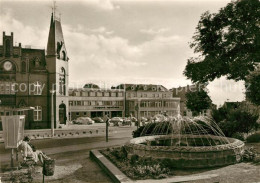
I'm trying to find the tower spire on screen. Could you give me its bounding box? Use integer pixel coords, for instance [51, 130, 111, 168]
[53, 0, 58, 20]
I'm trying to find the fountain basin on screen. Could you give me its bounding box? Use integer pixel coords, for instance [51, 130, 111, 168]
[128, 135, 245, 168]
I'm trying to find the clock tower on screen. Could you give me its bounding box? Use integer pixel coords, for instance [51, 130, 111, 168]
[46, 12, 69, 128]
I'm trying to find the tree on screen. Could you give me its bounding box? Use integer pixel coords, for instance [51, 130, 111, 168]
[212, 106, 259, 137]
[246, 72, 260, 105]
[185, 88, 212, 115]
[184, 0, 260, 84]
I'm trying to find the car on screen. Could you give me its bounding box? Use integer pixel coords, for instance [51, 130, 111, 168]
[131, 117, 138, 122]
[109, 117, 123, 126]
[122, 117, 132, 126]
[92, 117, 104, 123]
[73, 117, 94, 125]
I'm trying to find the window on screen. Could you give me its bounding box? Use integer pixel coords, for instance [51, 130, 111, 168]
[33, 81, 43, 95]
[97, 101, 103, 106]
[111, 92, 116, 97]
[59, 68, 66, 95]
[104, 92, 110, 97]
[97, 92, 103, 97]
[34, 106, 42, 121]
[76, 112, 80, 116]
[90, 92, 96, 97]
[118, 92, 123, 97]
[35, 57, 40, 67]
[61, 51, 66, 61]
[5, 39, 10, 57]
[83, 112, 87, 116]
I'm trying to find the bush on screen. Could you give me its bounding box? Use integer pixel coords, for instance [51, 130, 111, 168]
[246, 133, 260, 143]
[242, 147, 258, 162]
[231, 133, 245, 141]
[130, 154, 139, 165]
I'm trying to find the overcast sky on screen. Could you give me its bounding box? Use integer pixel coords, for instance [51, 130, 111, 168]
[0, 0, 245, 106]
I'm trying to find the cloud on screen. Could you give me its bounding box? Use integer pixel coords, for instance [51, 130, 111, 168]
[75, 25, 114, 35]
[140, 28, 170, 35]
[0, 8, 48, 47]
[82, 0, 120, 11]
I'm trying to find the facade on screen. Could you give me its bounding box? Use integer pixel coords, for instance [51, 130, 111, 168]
[119, 84, 180, 118]
[68, 86, 124, 119]
[171, 85, 196, 116]
[0, 13, 69, 129]
[69, 84, 180, 120]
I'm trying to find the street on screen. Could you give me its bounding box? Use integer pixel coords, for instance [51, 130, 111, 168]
[0, 126, 135, 182]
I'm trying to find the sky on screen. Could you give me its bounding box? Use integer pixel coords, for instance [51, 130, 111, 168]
[0, 0, 245, 106]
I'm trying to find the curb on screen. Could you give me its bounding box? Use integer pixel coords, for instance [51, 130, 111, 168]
[90, 150, 132, 183]
[90, 149, 220, 183]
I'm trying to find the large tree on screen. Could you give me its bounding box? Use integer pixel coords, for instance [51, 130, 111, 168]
[184, 0, 260, 84]
[246, 72, 260, 106]
[185, 88, 212, 115]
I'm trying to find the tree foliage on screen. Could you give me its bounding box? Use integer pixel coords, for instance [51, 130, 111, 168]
[246, 72, 260, 105]
[212, 106, 259, 137]
[184, 0, 260, 83]
[185, 88, 212, 115]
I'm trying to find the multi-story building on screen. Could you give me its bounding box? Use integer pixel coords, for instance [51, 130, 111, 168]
[117, 84, 180, 118]
[69, 84, 124, 119]
[0, 12, 69, 129]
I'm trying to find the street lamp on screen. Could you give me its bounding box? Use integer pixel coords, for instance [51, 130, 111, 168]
[69, 101, 72, 122]
[50, 90, 55, 137]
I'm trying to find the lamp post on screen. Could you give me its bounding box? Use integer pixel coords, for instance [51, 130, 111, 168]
[50, 90, 55, 137]
[69, 101, 72, 122]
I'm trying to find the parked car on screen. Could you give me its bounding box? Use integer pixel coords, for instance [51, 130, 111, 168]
[131, 117, 138, 122]
[122, 117, 132, 126]
[73, 117, 94, 125]
[92, 117, 104, 123]
[109, 117, 123, 126]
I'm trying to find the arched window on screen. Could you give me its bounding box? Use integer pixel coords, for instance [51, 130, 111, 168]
[59, 68, 66, 95]
[21, 61, 26, 73]
[35, 57, 40, 67]
[5, 39, 11, 57]
[61, 51, 66, 61]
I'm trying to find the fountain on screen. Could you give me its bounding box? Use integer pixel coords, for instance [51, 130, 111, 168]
[128, 115, 245, 168]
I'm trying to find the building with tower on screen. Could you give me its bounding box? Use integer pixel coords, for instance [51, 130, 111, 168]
[0, 12, 69, 129]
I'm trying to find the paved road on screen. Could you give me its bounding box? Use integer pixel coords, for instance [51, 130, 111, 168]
[0, 126, 135, 182]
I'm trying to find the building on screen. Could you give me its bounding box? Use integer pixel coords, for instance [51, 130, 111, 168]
[171, 85, 196, 116]
[69, 85, 124, 119]
[69, 83, 181, 120]
[118, 84, 180, 118]
[0, 12, 69, 129]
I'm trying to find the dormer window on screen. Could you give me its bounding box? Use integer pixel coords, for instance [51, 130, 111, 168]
[144, 86, 147, 90]
[152, 87, 156, 91]
[131, 86, 135, 90]
[35, 57, 40, 67]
